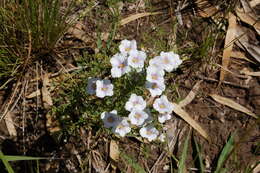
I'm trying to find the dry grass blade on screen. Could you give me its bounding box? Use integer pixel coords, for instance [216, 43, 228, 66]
[234, 26, 260, 63]
[196, 0, 218, 18]
[179, 80, 202, 107]
[5, 111, 17, 137]
[41, 74, 53, 109]
[210, 94, 257, 118]
[231, 51, 256, 64]
[26, 90, 41, 99]
[109, 140, 120, 169]
[250, 0, 260, 7]
[119, 12, 163, 26]
[236, 8, 260, 35]
[240, 68, 260, 76]
[172, 103, 209, 140]
[68, 24, 91, 44]
[253, 163, 260, 173]
[220, 13, 237, 82]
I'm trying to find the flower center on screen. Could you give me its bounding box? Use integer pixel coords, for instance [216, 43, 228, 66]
[163, 57, 170, 64]
[159, 104, 166, 109]
[107, 116, 115, 123]
[117, 124, 124, 130]
[101, 87, 108, 91]
[146, 130, 153, 135]
[152, 83, 158, 89]
[119, 63, 125, 69]
[125, 47, 131, 52]
[151, 74, 158, 80]
[134, 113, 142, 119]
[91, 83, 96, 90]
[132, 57, 139, 63]
[133, 101, 139, 105]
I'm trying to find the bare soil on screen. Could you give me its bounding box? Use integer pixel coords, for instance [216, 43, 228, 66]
[0, 0, 259, 173]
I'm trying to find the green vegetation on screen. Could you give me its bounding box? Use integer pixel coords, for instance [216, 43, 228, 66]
[0, 0, 73, 86]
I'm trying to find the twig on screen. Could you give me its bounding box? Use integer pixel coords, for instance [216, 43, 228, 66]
[196, 75, 249, 89]
[0, 65, 88, 91]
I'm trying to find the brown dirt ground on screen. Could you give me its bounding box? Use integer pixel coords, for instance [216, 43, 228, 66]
[0, 0, 259, 173]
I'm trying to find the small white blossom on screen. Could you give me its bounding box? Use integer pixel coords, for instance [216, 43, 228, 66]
[119, 39, 137, 55]
[139, 126, 159, 142]
[146, 66, 165, 84]
[128, 110, 149, 126]
[101, 110, 120, 128]
[87, 77, 99, 95]
[96, 79, 114, 98]
[159, 51, 182, 72]
[128, 50, 147, 69]
[158, 113, 172, 123]
[153, 95, 174, 114]
[125, 94, 146, 111]
[158, 133, 166, 142]
[112, 118, 131, 137]
[149, 56, 163, 69]
[110, 53, 130, 78]
[145, 81, 165, 97]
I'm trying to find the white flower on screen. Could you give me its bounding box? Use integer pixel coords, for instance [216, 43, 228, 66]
[101, 110, 120, 128]
[125, 94, 146, 111]
[110, 53, 130, 78]
[87, 77, 99, 95]
[96, 79, 114, 98]
[119, 39, 137, 55]
[149, 56, 163, 69]
[153, 95, 174, 114]
[159, 51, 182, 72]
[128, 50, 146, 69]
[128, 110, 149, 126]
[145, 81, 165, 97]
[112, 118, 131, 137]
[146, 66, 165, 84]
[158, 113, 172, 123]
[158, 133, 166, 142]
[139, 126, 159, 142]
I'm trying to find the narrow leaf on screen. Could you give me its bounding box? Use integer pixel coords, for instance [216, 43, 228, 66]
[179, 80, 202, 107]
[172, 103, 209, 140]
[214, 134, 235, 173]
[119, 12, 163, 26]
[3, 155, 48, 161]
[109, 140, 119, 169]
[178, 131, 190, 173]
[193, 136, 205, 173]
[0, 150, 15, 173]
[220, 13, 237, 82]
[210, 94, 257, 118]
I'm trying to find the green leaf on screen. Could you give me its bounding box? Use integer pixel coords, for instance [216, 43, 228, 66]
[193, 136, 205, 173]
[121, 152, 146, 173]
[178, 130, 191, 173]
[214, 133, 235, 173]
[3, 155, 48, 161]
[0, 150, 15, 173]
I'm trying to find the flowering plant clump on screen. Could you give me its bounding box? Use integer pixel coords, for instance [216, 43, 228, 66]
[86, 39, 182, 141]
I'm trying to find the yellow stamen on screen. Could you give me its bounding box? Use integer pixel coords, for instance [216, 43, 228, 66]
[151, 74, 158, 80]
[101, 87, 108, 91]
[119, 63, 125, 68]
[107, 116, 115, 123]
[159, 104, 166, 109]
[152, 83, 158, 89]
[146, 130, 153, 135]
[132, 57, 139, 63]
[163, 57, 169, 64]
[125, 47, 131, 52]
[134, 113, 142, 119]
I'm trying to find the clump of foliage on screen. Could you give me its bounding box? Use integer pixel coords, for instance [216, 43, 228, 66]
[0, 0, 73, 85]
